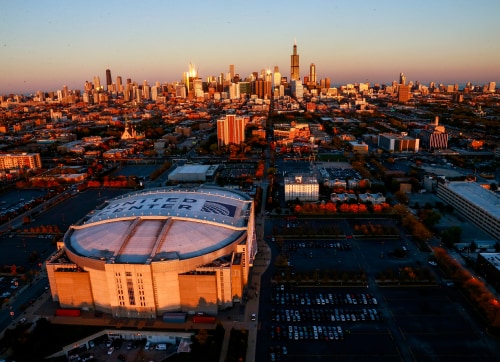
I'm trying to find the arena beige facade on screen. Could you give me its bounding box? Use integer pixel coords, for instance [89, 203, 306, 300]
[46, 186, 256, 318]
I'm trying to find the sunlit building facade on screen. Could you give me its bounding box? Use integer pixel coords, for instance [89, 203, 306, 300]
[217, 114, 248, 147]
[284, 175, 319, 201]
[0, 153, 42, 171]
[46, 187, 257, 318]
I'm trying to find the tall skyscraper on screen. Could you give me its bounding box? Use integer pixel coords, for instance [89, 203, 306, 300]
[309, 63, 317, 85]
[291, 79, 304, 99]
[273, 66, 281, 89]
[116, 76, 123, 93]
[106, 69, 112, 90]
[229, 64, 235, 80]
[399, 72, 406, 86]
[290, 39, 300, 81]
[93, 76, 101, 90]
[229, 83, 240, 99]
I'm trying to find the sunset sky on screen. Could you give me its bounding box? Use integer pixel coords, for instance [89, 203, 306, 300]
[1, 0, 499, 94]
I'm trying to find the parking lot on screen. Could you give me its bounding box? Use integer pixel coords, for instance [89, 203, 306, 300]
[257, 217, 500, 361]
[68, 334, 179, 362]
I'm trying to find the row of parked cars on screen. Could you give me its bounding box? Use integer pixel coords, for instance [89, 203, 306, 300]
[272, 307, 382, 323]
[269, 345, 287, 362]
[272, 290, 378, 307]
[288, 242, 352, 251]
[271, 324, 344, 341]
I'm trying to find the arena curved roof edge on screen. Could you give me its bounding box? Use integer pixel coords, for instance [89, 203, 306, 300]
[64, 186, 254, 264]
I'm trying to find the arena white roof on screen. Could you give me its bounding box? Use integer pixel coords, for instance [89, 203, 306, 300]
[65, 187, 252, 263]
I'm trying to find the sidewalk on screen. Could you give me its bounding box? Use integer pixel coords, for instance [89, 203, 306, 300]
[218, 211, 271, 362]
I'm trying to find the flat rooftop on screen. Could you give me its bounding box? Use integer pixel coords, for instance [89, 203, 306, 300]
[479, 253, 500, 272]
[444, 182, 500, 220]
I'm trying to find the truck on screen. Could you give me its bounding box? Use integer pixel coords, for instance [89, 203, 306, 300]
[55, 309, 81, 317]
[192, 315, 216, 324]
[162, 312, 187, 323]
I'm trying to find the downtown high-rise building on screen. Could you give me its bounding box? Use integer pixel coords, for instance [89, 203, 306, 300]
[291, 79, 304, 99]
[93, 76, 101, 90]
[290, 40, 300, 81]
[273, 66, 281, 89]
[399, 72, 406, 86]
[106, 69, 112, 90]
[229, 83, 240, 99]
[116, 76, 123, 93]
[229, 64, 235, 81]
[309, 63, 317, 85]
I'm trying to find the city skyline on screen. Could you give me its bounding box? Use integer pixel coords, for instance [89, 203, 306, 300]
[1, 0, 500, 94]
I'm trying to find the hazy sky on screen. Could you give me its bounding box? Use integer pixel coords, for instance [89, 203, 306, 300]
[1, 0, 499, 94]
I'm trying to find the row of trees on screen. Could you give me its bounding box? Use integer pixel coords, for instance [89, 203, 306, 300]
[375, 266, 435, 284]
[293, 201, 391, 215]
[273, 268, 368, 285]
[352, 223, 399, 236]
[433, 247, 500, 327]
[20, 225, 60, 234]
[0, 264, 26, 276]
[187, 324, 225, 362]
[393, 204, 433, 244]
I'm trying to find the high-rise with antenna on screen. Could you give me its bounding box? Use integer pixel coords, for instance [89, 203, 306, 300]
[290, 39, 300, 81]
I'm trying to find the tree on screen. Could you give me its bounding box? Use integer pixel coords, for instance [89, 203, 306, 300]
[440, 226, 462, 248]
[339, 203, 350, 213]
[394, 191, 409, 204]
[419, 209, 442, 230]
[470, 241, 477, 253]
[195, 329, 209, 345]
